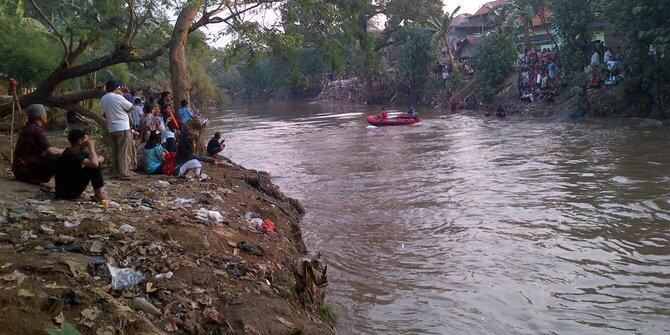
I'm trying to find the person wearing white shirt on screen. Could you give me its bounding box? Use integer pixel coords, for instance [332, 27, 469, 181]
[101, 80, 134, 179]
[604, 48, 612, 63]
[590, 50, 600, 66]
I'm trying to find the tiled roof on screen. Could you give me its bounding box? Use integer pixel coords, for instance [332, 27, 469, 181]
[473, 0, 506, 16]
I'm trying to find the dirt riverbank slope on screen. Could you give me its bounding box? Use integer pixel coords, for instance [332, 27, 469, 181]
[0, 132, 333, 335]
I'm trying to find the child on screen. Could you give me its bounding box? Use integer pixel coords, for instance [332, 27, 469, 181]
[207, 132, 226, 158]
[175, 123, 208, 181]
[131, 98, 143, 130]
[54, 129, 108, 205]
[177, 99, 194, 124]
[144, 130, 167, 174]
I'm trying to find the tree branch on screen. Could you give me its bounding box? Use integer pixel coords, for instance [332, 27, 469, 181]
[28, 0, 70, 64]
[123, 0, 137, 43]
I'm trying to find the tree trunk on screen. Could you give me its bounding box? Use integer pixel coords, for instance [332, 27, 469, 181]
[169, 5, 198, 110]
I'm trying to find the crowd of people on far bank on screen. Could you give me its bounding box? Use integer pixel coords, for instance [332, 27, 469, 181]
[515, 42, 627, 104]
[11, 80, 227, 206]
[515, 47, 561, 103]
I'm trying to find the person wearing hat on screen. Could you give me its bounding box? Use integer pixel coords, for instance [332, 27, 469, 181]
[101, 80, 135, 180]
[12, 104, 64, 187]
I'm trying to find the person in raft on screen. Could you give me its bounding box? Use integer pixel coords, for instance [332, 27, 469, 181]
[379, 107, 389, 120]
[206, 132, 226, 158]
[54, 128, 108, 205]
[143, 130, 167, 174]
[405, 107, 419, 119]
[12, 104, 64, 188]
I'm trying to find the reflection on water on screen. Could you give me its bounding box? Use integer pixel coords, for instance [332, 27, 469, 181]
[209, 100, 670, 335]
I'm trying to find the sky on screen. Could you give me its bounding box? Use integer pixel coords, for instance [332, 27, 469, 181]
[207, 0, 492, 48]
[444, 0, 491, 16]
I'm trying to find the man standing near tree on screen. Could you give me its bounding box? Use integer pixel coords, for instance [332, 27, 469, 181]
[101, 80, 134, 180]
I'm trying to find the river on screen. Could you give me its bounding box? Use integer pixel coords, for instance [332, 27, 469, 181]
[209, 100, 670, 335]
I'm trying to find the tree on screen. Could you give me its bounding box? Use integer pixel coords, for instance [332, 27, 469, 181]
[0, 0, 278, 128]
[606, 0, 669, 118]
[427, 5, 461, 71]
[472, 5, 518, 103]
[397, 28, 436, 103]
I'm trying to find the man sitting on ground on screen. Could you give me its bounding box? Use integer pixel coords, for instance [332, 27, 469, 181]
[206, 132, 226, 158]
[177, 99, 194, 125]
[54, 128, 108, 205]
[12, 104, 64, 188]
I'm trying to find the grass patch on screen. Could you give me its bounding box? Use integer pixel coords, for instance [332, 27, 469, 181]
[46, 322, 82, 335]
[319, 303, 337, 327]
[278, 285, 294, 300]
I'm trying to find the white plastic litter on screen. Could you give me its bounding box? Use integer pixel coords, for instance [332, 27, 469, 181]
[63, 219, 80, 228]
[119, 224, 135, 233]
[174, 197, 195, 207]
[249, 218, 263, 229]
[107, 264, 143, 290]
[195, 208, 225, 223]
[244, 212, 262, 221]
[154, 271, 174, 280]
[156, 180, 170, 188]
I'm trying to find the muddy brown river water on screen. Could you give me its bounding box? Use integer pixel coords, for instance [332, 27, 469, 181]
[210, 101, 669, 335]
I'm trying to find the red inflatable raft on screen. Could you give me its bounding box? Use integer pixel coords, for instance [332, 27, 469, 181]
[367, 115, 421, 126]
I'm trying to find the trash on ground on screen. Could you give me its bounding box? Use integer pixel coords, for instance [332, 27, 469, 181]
[119, 224, 135, 234]
[107, 264, 144, 290]
[195, 208, 225, 223]
[131, 297, 162, 316]
[226, 263, 248, 278]
[154, 271, 174, 280]
[262, 219, 275, 233]
[238, 241, 264, 256]
[174, 197, 195, 207]
[156, 180, 170, 188]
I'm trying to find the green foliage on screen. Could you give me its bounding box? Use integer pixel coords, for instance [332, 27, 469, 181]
[397, 28, 437, 102]
[278, 285, 294, 300]
[471, 7, 518, 102]
[606, 0, 669, 118]
[319, 303, 337, 327]
[45, 322, 82, 335]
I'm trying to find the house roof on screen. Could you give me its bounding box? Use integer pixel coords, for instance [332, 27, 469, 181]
[473, 0, 506, 17]
[531, 9, 552, 27]
[452, 14, 472, 27]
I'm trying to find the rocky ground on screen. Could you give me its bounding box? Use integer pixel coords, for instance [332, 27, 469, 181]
[0, 132, 333, 335]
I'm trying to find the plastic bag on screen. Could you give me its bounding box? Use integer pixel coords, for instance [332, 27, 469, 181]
[262, 219, 275, 233]
[107, 264, 143, 290]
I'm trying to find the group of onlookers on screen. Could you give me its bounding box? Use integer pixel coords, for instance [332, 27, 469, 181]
[11, 80, 227, 206]
[587, 42, 622, 87]
[516, 47, 561, 103]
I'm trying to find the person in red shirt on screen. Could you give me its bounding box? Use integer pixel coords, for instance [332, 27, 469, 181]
[379, 107, 389, 120]
[158, 91, 181, 132]
[12, 104, 64, 188]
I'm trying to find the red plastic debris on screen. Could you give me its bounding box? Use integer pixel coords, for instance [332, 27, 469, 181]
[262, 219, 275, 233]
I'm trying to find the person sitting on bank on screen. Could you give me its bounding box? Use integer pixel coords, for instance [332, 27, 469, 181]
[12, 104, 64, 188]
[379, 107, 389, 120]
[54, 128, 108, 205]
[206, 132, 226, 158]
[143, 130, 167, 174]
[177, 99, 194, 125]
[175, 123, 211, 181]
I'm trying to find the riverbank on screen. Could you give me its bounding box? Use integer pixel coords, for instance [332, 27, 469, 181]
[0, 132, 333, 334]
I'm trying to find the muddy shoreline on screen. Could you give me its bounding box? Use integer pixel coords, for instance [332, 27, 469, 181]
[0, 133, 333, 335]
